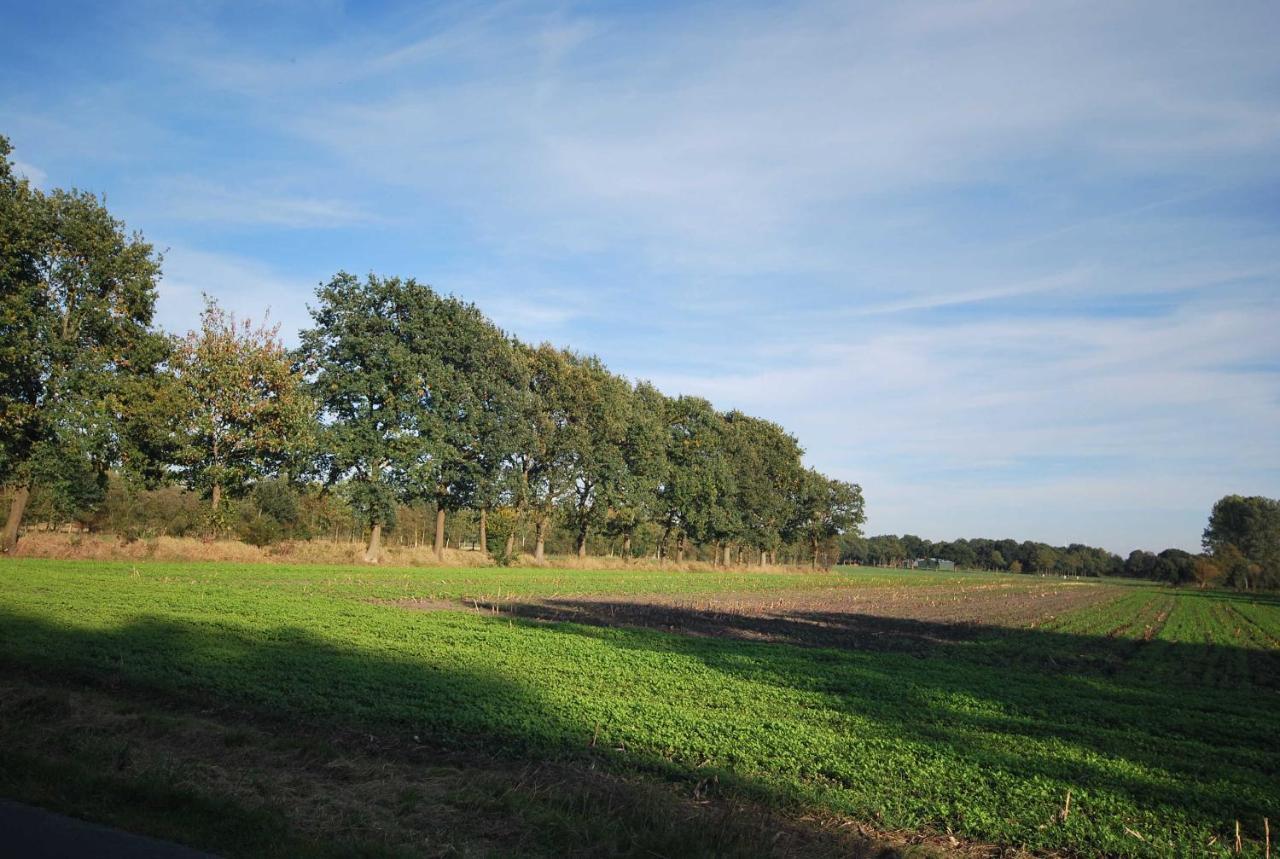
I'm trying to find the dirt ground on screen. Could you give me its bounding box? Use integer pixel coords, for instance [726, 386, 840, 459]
[393, 580, 1120, 653]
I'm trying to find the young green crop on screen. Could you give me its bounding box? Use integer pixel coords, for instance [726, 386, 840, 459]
[0, 560, 1275, 857]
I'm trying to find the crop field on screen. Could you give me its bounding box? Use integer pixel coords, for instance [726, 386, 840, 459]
[0, 559, 1276, 857]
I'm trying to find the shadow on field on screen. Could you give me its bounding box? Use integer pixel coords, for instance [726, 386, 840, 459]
[482, 595, 1280, 684]
[0, 610, 901, 859]
[483, 595, 1279, 837]
[1, 593, 1277, 856]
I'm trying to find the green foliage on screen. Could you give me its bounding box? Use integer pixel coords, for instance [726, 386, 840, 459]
[231, 479, 307, 546]
[554, 354, 633, 555]
[417, 296, 526, 518]
[851, 534, 1125, 575]
[298, 273, 440, 535]
[1204, 495, 1280, 589]
[94, 480, 206, 540]
[5, 135, 863, 565]
[786, 469, 865, 566]
[509, 344, 584, 557]
[602, 381, 669, 552]
[169, 297, 314, 507]
[236, 512, 282, 547]
[656, 396, 735, 554]
[0, 135, 166, 549]
[485, 507, 520, 566]
[723, 411, 805, 555]
[24, 453, 108, 529]
[251, 479, 301, 529]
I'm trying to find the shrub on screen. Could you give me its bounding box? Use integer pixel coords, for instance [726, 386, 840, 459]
[252, 480, 302, 535]
[486, 508, 519, 566]
[238, 513, 283, 548]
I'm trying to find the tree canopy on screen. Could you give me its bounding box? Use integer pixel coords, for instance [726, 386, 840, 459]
[1203, 495, 1280, 589]
[170, 297, 313, 521]
[297, 273, 443, 560]
[1, 135, 167, 551]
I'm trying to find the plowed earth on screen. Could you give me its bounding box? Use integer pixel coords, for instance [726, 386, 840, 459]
[393, 580, 1119, 652]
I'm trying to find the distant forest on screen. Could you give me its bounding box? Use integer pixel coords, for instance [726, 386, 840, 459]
[846, 493, 1279, 589]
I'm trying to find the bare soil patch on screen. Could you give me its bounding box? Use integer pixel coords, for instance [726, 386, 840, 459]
[392, 581, 1118, 653]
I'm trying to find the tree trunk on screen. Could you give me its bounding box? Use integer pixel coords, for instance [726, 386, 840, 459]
[676, 534, 685, 563]
[206, 482, 223, 541]
[622, 533, 632, 561]
[478, 508, 488, 555]
[760, 548, 768, 567]
[2, 485, 31, 553]
[364, 523, 383, 563]
[577, 526, 588, 559]
[534, 517, 546, 563]
[811, 538, 819, 569]
[434, 505, 446, 561]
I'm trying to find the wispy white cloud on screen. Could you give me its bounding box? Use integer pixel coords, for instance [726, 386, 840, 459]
[838, 270, 1092, 317]
[155, 177, 380, 229]
[11, 158, 46, 187]
[645, 296, 1280, 551]
[216, 0, 1279, 274]
[156, 244, 323, 342]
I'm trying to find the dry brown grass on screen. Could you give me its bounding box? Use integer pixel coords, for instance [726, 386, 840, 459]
[9, 532, 493, 567]
[523, 552, 810, 573]
[7, 532, 813, 573]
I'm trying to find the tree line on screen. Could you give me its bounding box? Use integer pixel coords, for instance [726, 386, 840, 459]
[842, 534, 1124, 577]
[0, 136, 865, 565]
[844, 493, 1280, 590]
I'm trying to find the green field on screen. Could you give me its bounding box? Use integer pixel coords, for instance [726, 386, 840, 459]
[0, 559, 1276, 857]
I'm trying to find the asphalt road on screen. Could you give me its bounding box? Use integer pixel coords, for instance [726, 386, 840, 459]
[0, 800, 217, 858]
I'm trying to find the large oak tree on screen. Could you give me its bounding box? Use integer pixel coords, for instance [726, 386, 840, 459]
[1, 137, 167, 552]
[298, 273, 441, 562]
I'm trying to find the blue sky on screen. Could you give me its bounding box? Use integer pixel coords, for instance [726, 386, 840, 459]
[3, 0, 1278, 553]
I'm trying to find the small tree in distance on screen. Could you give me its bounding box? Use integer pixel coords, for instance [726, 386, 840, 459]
[1191, 556, 1222, 590]
[170, 297, 314, 527]
[788, 470, 866, 569]
[1202, 495, 1280, 589]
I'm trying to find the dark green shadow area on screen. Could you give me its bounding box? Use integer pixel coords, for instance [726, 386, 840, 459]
[0, 608, 899, 859]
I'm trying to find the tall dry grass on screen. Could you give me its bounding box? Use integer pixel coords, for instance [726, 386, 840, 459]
[9, 532, 489, 567]
[7, 532, 812, 572]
